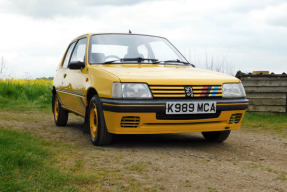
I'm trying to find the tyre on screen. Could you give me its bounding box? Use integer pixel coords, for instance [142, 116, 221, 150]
[88, 95, 112, 146]
[53, 95, 68, 126]
[83, 110, 90, 134]
[202, 130, 231, 142]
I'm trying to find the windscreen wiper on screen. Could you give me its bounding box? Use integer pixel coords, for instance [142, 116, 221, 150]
[103, 59, 122, 64]
[154, 59, 188, 64]
[154, 59, 195, 67]
[104, 57, 158, 64]
[123, 57, 158, 63]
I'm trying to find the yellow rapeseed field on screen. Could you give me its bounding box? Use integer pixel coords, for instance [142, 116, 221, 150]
[0, 79, 53, 86]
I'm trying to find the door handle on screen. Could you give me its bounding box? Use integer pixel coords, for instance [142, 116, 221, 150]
[63, 74, 67, 78]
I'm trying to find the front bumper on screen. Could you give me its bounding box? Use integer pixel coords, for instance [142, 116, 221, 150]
[101, 98, 249, 134]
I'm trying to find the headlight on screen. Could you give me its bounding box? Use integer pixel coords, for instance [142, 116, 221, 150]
[222, 83, 246, 98]
[112, 83, 152, 99]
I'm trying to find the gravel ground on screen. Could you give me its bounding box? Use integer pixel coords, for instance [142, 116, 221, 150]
[1, 111, 286, 192]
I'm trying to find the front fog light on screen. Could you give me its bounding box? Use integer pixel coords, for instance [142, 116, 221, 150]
[222, 83, 246, 98]
[112, 83, 152, 99]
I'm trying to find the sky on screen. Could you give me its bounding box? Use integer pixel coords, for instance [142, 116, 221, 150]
[0, 0, 286, 78]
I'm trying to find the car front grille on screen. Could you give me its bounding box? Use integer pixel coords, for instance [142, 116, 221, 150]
[149, 85, 222, 99]
[229, 113, 242, 124]
[120, 116, 140, 128]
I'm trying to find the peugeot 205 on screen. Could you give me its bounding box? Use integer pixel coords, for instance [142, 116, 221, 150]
[52, 33, 249, 146]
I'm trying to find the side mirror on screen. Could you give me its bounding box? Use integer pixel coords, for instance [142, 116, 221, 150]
[68, 61, 85, 70]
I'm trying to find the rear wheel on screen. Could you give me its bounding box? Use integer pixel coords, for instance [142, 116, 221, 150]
[88, 95, 112, 146]
[202, 130, 231, 142]
[53, 95, 68, 126]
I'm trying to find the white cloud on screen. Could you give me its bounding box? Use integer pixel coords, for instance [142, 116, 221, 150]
[0, 0, 286, 78]
[2, 0, 166, 18]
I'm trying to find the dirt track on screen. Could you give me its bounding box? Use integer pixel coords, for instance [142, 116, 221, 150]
[1, 111, 286, 192]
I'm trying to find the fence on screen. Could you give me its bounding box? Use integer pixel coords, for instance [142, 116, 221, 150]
[236, 71, 287, 113]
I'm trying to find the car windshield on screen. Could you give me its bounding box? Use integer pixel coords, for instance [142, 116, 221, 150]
[89, 34, 188, 64]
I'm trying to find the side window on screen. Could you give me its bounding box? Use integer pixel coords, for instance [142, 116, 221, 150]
[62, 42, 76, 68]
[70, 38, 87, 63]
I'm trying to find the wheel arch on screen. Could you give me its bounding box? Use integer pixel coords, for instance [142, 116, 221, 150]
[83, 87, 99, 133]
[86, 87, 99, 107]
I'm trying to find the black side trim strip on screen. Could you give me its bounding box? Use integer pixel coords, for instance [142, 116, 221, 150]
[56, 89, 85, 98]
[77, 97, 86, 111]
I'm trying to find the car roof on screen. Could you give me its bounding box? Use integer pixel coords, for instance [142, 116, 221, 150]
[70, 33, 166, 43]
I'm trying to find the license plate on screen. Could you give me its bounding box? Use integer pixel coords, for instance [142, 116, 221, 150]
[166, 101, 216, 114]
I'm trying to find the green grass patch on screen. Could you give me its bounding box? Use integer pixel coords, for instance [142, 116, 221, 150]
[277, 172, 286, 181]
[0, 128, 89, 192]
[242, 112, 287, 137]
[0, 128, 157, 191]
[208, 186, 219, 192]
[0, 112, 48, 123]
[0, 81, 51, 111]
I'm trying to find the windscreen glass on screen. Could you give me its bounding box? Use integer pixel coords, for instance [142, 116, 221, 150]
[89, 34, 187, 64]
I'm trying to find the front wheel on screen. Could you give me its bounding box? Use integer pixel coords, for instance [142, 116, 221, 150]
[53, 95, 68, 126]
[202, 130, 231, 142]
[88, 95, 112, 146]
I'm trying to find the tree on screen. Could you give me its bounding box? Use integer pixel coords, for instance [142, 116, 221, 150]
[185, 48, 236, 76]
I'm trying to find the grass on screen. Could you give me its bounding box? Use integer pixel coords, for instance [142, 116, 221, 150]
[208, 187, 219, 192]
[0, 125, 169, 192]
[278, 172, 286, 181]
[0, 127, 158, 192]
[242, 112, 287, 137]
[0, 128, 83, 192]
[0, 79, 52, 111]
[126, 162, 147, 174]
[0, 111, 48, 123]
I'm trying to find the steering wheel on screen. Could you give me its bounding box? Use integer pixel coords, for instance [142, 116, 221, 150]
[105, 55, 120, 60]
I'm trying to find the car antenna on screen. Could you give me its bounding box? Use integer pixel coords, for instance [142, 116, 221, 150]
[129, 29, 132, 34]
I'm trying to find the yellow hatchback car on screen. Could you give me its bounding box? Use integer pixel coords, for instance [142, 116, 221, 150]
[52, 33, 248, 146]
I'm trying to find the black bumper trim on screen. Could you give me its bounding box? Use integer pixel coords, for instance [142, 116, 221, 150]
[103, 105, 164, 113]
[100, 98, 249, 105]
[156, 111, 222, 120]
[101, 98, 249, 113]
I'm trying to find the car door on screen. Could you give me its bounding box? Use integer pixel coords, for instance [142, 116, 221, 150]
[54, 41, 76, 109]
[62, 37, 88, 116]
